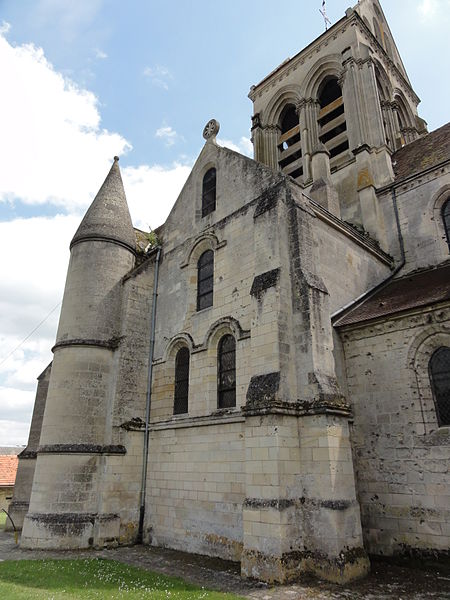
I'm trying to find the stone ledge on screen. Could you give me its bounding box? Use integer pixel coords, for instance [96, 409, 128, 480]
[37, 444, 127, 455]
[52, 338, 122, 352]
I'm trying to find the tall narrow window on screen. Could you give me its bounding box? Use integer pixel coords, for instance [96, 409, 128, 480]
[218, 335, 236, 409]
[277, 104, 303, 182]
[429, 347, 450, 426]
[317, 77, 349, 161]
[174, 347, 189, 415]
[443, 199, 450, 250]
[202, 168, 216, 217]
[197, 250, 214, 310]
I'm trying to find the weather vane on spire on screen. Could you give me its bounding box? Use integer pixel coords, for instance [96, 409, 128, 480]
[319, 0, 332, 31]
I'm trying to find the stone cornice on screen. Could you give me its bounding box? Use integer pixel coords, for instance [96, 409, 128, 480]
[38, 444, 127, 455]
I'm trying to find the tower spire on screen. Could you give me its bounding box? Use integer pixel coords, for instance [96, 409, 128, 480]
[71, 156, 136, 253]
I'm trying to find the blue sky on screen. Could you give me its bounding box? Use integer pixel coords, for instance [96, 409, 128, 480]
[0, 0, 449, 445]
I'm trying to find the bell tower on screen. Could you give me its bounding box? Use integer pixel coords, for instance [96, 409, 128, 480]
[249, 0, 427, 243]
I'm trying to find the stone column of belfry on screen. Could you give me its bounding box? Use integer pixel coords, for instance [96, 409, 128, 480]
[241, 179, 369, 584]
[21, 157, 136, 550]
[340, 45, 393, 246]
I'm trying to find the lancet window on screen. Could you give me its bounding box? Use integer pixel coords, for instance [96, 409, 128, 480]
[197, 250, 214, 311]
[429, 347, 450, 426]
[218, 335, 236, 409]
[202, 168, 216, 217]
[174, 347, 190, 415]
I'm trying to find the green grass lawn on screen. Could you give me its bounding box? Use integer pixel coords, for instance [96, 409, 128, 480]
[0, 558, 245, 600]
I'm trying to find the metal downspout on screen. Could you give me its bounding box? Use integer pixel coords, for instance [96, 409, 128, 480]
[138, 246, 161, 544]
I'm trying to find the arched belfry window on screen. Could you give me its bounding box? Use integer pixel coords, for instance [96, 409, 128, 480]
[197, 250, 214, 310]
[429, 347, 450, 426]
[218, 335, 236, 408]
[277, 104, 303, 181]
[202, 168, 216, 217]
[442, 199, 450, 250]
[317, 77, 349, 160]
[174, 347, 190, 415]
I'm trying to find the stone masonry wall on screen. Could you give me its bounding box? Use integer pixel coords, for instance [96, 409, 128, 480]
[340, 303, 450, 558]
[146, 420, 245, 561]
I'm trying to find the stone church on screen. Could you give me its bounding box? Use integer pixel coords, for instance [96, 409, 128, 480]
[8, 0, 450, 584]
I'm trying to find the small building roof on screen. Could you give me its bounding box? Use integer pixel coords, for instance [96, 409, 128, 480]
[334, 264, 450, 328]
[0, 454, 18, 487]
[392, 122, 450, 181]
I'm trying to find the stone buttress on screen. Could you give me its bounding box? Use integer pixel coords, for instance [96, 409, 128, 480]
[240, 181, 369, 583]
[21, 158, 136, 549]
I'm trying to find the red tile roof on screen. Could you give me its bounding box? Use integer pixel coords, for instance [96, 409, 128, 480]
[334, 264, 450, 327]
[0, 455, 18, 487]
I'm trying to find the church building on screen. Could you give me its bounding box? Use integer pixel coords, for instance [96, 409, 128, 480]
[8, 0, 450, 584]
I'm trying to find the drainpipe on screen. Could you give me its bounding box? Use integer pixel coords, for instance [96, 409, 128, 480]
[330, 185, 406, 322]
[138, 246, 161, 544]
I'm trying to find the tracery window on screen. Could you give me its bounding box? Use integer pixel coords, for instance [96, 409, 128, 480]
[197, 250, 214, 311]
[202, 168, 216, 217]
[429, 347, 450, 426]
[443, 199, 450, 250]
[218, 335, 236, 408]
[277, 104, 303, 181]
[317, 77, 349, 160]
[174, 347, 190, 415]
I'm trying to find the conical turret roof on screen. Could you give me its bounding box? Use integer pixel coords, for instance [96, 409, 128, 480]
[71, 157, 136, 252]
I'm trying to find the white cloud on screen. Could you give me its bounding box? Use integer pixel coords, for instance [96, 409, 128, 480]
[0, 32, 131, 211]
[123, 163, 191, 230]
[218, 136, 253, 158]
[143, 65, 173, 90]
[94, 48, 108, 60]
[0, 21, 11, 35]
[155, 124, 180, 147]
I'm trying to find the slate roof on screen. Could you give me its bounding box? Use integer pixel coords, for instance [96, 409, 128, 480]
[0, 455, 18, 487]
[334, 264, 450, 327]
[392, 122, 450, 181]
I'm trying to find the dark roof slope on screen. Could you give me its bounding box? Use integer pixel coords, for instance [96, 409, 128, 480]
[334, 264, 450, 327]
[392, 122, 450, 181]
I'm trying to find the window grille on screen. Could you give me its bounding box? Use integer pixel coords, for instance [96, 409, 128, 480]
[429, 347, 450, 426]
[202, 168, 216, 217]
[218, 335, 236, 409]
[174, 347, 189, 415]
[443, 199, 450, 250]
[197, 250, 214, 311]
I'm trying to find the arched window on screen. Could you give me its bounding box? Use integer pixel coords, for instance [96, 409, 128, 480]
[442, 199, 450, 250]
[218, 335, 236, 408]
[429, 347, 450, 426]
[373, 18, 382, 44]
[174, 347, 190, 415]
[317, 77, 349, 160]
[277, 104, 303, 181]
[202, 168, 216, 217]
[197, 250, 214, 310]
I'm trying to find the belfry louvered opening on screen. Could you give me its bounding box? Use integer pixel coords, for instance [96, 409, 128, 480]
[277, 104, 303, 181]
[318, 78, 349, 160]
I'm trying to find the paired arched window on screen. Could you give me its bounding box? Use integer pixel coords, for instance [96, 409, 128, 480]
[429, 347, 450, 426]
[218, 335, 236, 408]
[174, 347, 190, 414]
[197, 250, 214, 311]
[317, 77, 349, 160]
[202, 168, 216, 217]
[443, 199, 450, 250]
[277, 104, 303, 181]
